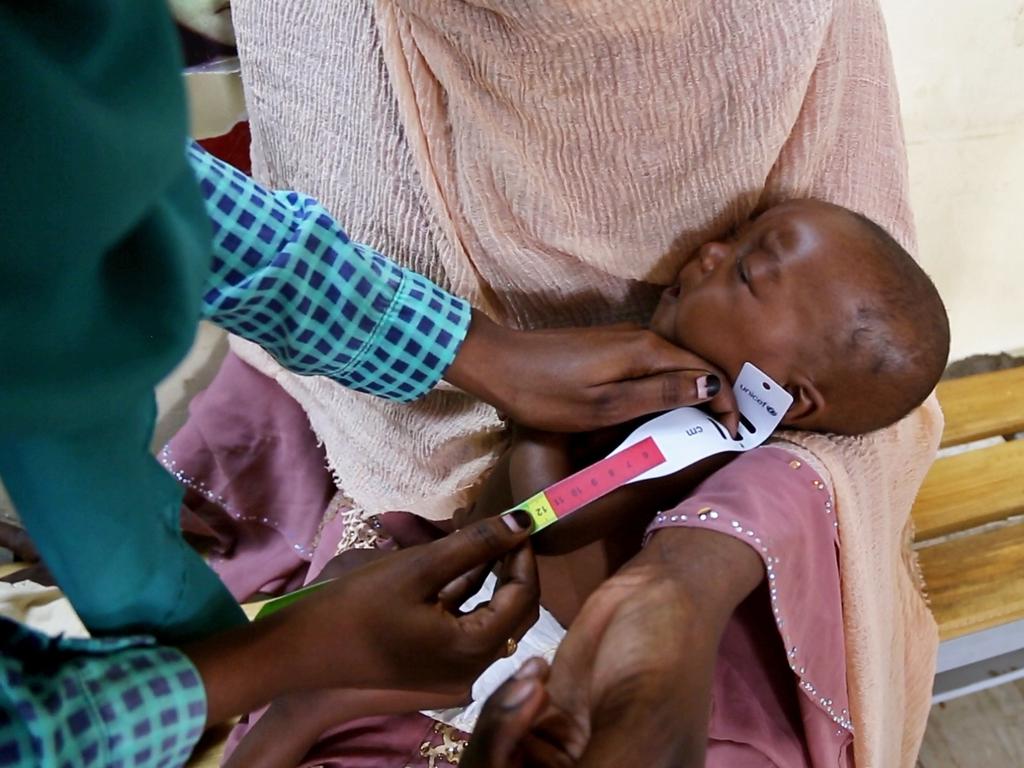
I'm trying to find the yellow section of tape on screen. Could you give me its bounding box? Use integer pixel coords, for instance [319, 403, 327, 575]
[519, 492, 558, 533]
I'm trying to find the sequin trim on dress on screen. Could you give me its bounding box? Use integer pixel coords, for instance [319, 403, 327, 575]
[650, 459, 852, 733]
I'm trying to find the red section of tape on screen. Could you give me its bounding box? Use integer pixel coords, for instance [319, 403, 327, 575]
[544, 437, 666, 517]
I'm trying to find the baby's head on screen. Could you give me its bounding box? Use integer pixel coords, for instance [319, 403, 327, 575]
[650, 199, 950, 435]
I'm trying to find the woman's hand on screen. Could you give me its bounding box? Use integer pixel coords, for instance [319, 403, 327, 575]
[445, 310, 738, 433]
[463, 527, 764, 768]
[461, 567, 712, 768]
[184, 512, 540, 727]
[458, 573, 716, 768]
[523, 568, 713, 767]
[461, 658, 552, 768]
[298, 514, 539, 695]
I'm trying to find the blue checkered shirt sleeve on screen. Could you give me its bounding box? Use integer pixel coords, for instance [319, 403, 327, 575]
[188, 143, 472, 402]
[0, 617, 206, 767]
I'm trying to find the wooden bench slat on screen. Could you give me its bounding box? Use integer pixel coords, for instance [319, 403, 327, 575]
[912, 439, 1024, 540]
[937, 366, 1024, 448]
[917, 521, 1024, 641]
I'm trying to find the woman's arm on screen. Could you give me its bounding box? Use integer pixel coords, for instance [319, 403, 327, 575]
[223, 687, 468, 768]
[521, 525, 764, 768]
[0, 515, 535, 768]
[0, 618, 211, 768]
[523, 446, 849, 766]
[184, 514, 537, 727]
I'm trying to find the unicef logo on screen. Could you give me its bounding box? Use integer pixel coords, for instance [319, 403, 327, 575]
[766, 405, 777, 416]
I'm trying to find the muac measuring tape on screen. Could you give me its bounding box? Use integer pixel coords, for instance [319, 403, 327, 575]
[254, 363, 791, 619]
[513, 362, 793, 533]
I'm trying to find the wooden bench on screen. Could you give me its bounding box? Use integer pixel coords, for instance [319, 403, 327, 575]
[911, 366, 1024, 701]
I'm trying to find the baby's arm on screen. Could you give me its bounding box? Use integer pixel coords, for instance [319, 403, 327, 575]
[468, 428, 735, 555]
[222, 694, 330, 768]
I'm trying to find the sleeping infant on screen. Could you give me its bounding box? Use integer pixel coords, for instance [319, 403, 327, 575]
[227, 198, 950, 759]
[434, 197, 950, 728]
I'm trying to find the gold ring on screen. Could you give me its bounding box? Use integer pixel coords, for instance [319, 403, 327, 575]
[505, 637, 518, 657]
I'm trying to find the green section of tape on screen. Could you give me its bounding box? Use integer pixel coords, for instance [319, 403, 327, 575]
[518, 492, 558, 533]
[253, 578, 335, 621]
[254, 496, 559, 621]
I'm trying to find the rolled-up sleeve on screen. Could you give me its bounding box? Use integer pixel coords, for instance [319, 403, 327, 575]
[188, 143, 472, 402]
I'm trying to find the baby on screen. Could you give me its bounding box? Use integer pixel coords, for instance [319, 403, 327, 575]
[227, 198, 949, 762]
[651, 197, 948, 437]
[465, 197, 949, 561]
[439, 196, 951, 698]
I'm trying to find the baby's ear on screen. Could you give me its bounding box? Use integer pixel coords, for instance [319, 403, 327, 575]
[781, 375, 825, 429]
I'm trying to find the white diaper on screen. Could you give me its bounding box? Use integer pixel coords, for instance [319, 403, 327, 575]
[423, 573, 566, 733]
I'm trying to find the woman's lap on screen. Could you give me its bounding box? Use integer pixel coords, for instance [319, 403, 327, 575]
[168, 361, 851, 767]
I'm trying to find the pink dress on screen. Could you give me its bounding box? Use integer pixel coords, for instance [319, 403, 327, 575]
[648, 447, 853, 767]
[166, 355, 853, 767]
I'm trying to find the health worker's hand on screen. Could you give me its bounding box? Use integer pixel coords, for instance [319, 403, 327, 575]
[445, 311, 738, 434]
[186, 511, 540, 727]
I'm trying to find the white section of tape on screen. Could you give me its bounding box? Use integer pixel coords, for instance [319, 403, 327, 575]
[612, 362, 793, 483]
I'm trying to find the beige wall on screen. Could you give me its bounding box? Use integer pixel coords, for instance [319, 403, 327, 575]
[882, 0, 1024, 360]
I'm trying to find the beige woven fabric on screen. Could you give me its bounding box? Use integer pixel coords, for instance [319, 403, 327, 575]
[777, 396, 943, 768]
[232, 0, 938, 763]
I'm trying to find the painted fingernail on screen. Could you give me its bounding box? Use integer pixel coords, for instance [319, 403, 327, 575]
[696, 374, 721, 399]
[499, 679, 538, 710]
[501, 509, 533, 533]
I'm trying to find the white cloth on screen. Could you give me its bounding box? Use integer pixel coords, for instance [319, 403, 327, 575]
[0, 580, 89, 639]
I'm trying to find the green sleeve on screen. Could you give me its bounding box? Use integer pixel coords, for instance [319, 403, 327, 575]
[0, 2, 244, 640]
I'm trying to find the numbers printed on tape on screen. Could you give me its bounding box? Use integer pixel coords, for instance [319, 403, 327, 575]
[518, 438, 666, 532]
[517, 494, 558, 530]
[514, 364, 793, 534]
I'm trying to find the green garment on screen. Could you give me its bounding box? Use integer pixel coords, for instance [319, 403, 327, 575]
[0, 2, 245, 640]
